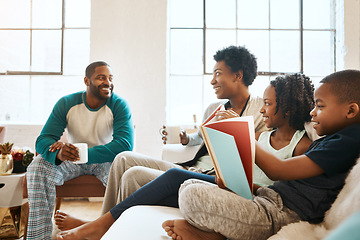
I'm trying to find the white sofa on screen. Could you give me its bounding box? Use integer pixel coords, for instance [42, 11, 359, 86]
[103, 133, 360, 240]
[103, 155, 360, 240]
[103, 124, 360, 240]
[101, 206, 183, 240]
[160, 125, 200, 164]
[161, 143, 201, 164]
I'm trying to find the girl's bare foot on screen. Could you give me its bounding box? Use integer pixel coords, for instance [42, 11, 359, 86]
[54, 211, 89, 231]
[56, 224, 101, 240]
[56, 212, 115, 240]
[162, 219, 226, 240]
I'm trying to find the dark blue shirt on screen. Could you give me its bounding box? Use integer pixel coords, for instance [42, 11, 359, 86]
[269, 124, 360, 223]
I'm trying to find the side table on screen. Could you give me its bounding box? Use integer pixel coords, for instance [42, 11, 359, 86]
[0, 173, 28, 239]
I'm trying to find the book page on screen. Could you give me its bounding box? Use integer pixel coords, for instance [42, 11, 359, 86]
[204, 127, 253, 199]
[203, 116, 254, 188]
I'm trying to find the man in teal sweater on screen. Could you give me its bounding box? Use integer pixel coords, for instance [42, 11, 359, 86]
[26, 61, 134, 240]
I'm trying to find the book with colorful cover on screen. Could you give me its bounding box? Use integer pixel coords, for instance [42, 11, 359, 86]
[200, 113, 255, 199]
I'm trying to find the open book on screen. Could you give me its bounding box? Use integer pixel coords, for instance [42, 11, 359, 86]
[200, 110, 255, 199]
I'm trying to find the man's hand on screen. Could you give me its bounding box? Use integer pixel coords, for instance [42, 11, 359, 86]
[179, 130, 189, 145]
[50, 142, 80, 162]
[49, 141, 64, 152]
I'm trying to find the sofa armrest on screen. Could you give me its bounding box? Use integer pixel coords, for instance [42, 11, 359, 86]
[162, 144, 201, 163]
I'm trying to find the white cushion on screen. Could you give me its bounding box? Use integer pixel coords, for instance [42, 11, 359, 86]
[101, 206, 183, 240]
[162, 144, 201, 163]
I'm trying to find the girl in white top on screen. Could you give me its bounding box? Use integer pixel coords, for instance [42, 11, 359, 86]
[254, 129, 306, 186]
[253, 73, 315, 188]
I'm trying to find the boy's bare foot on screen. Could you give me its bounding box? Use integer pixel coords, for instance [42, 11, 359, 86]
[162, 219, 226, 240]
[56, 212, 115, 240]
[54, 211, 89, 231]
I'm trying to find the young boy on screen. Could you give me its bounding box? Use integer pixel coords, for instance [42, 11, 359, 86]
[163, 69, 360, 240]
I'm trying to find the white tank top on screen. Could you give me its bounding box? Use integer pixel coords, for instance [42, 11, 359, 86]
[254, 129, 306, 186]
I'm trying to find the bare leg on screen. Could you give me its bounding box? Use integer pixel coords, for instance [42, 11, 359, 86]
[54, 211, 89, 231]
[56, 212, 115, 240]
[162, 219, 226, 240]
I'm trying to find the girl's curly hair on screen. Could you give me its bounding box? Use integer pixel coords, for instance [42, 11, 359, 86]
[213, 46, 257, 87]
[270, 73, 314, 130]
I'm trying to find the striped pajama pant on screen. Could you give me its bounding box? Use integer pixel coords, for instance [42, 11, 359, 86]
[26, 155, 112, 240]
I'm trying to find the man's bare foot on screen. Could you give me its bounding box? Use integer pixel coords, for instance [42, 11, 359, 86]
[56, 212, 115, 240]
[162, 219, 226, 240]
[54, 211, 89, 231]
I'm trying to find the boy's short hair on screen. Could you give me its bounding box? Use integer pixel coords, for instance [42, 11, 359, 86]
[213, 46, 257, 87]
[320, 70, 360, 104]
[85, 61, 110, 78]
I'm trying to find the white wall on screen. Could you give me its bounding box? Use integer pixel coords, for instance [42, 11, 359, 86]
[90, 0, 168, 158]
[343, 0, 360, 69]
[3, 124, 43, 151]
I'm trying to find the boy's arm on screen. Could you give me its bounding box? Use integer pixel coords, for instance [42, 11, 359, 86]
[255, 142, 324, 181]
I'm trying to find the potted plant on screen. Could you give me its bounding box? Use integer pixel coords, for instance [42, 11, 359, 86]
[12, 148, 34, 173]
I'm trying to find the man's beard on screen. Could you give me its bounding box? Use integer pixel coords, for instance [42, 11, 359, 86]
[89, 81, 113, 100]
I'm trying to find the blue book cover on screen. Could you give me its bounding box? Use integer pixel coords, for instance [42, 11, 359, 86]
[204, 127, 253, 199]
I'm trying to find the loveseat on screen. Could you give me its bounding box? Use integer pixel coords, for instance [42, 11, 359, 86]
[103, 155, 360, 240]
[102, 126, 360, 240]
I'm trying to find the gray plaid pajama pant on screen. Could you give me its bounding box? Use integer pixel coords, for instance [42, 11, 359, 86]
[26, 155, 112, 240]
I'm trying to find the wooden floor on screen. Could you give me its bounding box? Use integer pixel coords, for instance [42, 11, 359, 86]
[11, 198, 103, 240]
[50, 198, 103, 239]
[57, 198, 103, 221]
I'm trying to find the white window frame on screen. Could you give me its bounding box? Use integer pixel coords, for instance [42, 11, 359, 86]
[167, 0, 337, 126]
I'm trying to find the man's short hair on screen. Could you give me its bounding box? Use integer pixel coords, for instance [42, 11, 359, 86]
[85, 61, 110, 78]
[320, 70, 360, 104]
[213, 46, 257, 87]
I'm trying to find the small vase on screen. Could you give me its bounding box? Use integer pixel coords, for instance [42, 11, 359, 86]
[0, 154, 13, 175]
